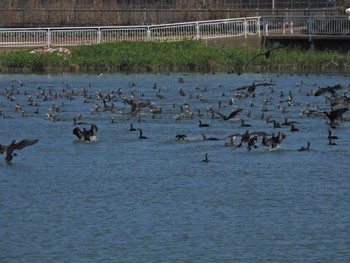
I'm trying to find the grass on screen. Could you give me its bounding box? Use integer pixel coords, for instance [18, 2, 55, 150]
[0, 40, 349, 73]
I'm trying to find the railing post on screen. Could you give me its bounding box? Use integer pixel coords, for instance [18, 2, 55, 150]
[97, 27, 101, 44]
[147, 26, 151, 41]
[244, 18, 247, 38]
[264, 18, 269, 37]
[196, 22, 200, 40]
[257, 17, 261, 37]
[47, 29, 51, 47]
[307, 15, 312, 41]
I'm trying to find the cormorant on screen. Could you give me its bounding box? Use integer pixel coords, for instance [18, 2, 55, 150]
[198, 120, 210, 127]
[202, 153, 210, 163]
[298, 142, 310, 151]
[0, 139, 39, 163]
[73, 124, 98, 141]
[138, 129, 148, 139]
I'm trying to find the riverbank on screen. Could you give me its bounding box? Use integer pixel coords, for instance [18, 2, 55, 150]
[0, 40, 349, 74]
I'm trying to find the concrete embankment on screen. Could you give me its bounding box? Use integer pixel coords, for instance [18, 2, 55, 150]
[201, 35, 262, 49]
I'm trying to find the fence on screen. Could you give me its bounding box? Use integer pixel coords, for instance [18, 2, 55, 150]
[263, 16, 350, 36]
[0, 17, 261, 47]
[0, 15, 349, 48]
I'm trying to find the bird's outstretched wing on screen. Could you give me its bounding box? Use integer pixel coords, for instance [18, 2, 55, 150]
[0, 144, 6, 154]
[212, 110, 226, 120]
[212, 108, 242, 121]
[247, 52, 265, 64]
[235, 85, 250, 91]
[73, 127, 84, 140]
[226, 108, 243, 120]
[90, 124, 98, 136]
[330, 107, 349, 118]
[15, 139, 39, 151]
[314, 84, 343, 96]
[248, 45, 287, 63]
[314, 87, 329, 96]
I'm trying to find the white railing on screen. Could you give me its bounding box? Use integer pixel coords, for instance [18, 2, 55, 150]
[0, 15, 349, 48]
[0, 17, 260, 47]
[262, 16, 350, 36]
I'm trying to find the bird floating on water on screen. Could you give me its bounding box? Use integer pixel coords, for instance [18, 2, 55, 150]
[202, 153, 210, 163]
[198, 120, 210, 127]
[327, 129, 339, 145]
[138, 129, 148, 139]
[129, 123, 137, 131]
[298, 142, 310, 152]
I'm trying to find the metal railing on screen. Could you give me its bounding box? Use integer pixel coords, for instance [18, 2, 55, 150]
[262, 16, 350, 37]
[0, 17, 260, 47]
[0, 15, 349, 48]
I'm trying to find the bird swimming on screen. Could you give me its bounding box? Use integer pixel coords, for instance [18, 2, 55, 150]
[129, 123, 137, 131]
[328, 129, 339, 140]
[298, 142, 310, 151]
[290, 124, 299, 132]
[240, 119, 251, 127]
[202, 152, 210, 163]
[281, 117, 298, 126]
[0, 139, 39, 163]
[198, 120, 210, 127]
[138, 129, 148, 139]
[327, 129, 338, 145]
[73, 124, 98, 141]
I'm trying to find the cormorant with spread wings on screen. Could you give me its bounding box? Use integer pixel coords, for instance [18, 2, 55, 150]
[0, 139, 39, 163]
[73, 124, 98, 141]
[248, 45, 287, 63]
[211, 108, 243, 121]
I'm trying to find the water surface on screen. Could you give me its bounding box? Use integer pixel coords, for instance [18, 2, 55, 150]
[1, 72, 350, 262]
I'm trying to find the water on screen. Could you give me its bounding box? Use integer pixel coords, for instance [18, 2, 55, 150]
[1, 72, 350, 262]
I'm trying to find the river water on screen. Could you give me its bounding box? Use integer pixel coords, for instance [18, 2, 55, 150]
[1, 72, 349, 262]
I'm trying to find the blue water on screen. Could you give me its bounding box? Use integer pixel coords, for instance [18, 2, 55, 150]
[1, 72, 350, 262]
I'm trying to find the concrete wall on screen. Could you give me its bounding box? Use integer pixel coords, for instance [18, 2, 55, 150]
[201, 35, 262, 49]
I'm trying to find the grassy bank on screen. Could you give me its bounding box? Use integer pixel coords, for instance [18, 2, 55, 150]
[0, 40, 349, 73]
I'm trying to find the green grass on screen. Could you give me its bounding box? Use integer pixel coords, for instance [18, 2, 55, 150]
[0, 40, 349, 73]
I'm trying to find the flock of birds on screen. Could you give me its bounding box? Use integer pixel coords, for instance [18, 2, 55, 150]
[0, 72, 349, 164]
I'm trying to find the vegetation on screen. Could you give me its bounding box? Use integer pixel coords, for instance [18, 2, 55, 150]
[0, 40, 349, 73]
